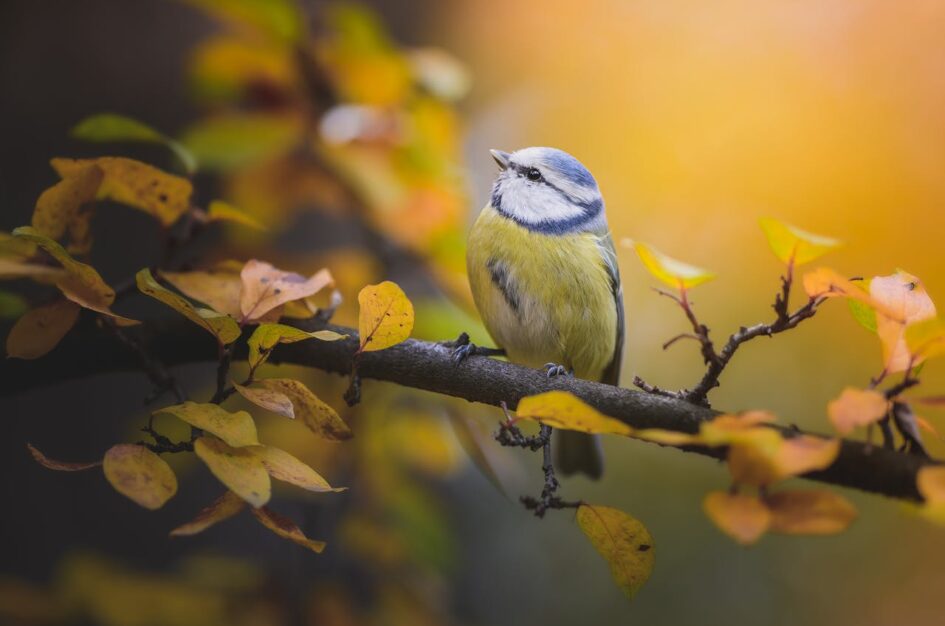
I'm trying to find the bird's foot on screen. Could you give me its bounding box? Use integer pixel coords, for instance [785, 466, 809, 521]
[445, 332, 506, 365]
[544, 363, 572, 378]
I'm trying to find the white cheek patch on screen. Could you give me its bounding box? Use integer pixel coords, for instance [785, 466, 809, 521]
[498, 176, 586, 225]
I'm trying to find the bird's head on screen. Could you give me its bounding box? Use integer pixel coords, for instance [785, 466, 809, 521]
[489, 146, 604, 233]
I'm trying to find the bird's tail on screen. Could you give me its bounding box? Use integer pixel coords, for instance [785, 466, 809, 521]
[554, 430, 603, 480]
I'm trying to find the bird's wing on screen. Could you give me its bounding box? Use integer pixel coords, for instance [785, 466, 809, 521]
[597, 232, 624, 386]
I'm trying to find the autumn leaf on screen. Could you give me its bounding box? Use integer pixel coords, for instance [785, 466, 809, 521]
[239, 260, 333, 322]
[6, 299, 80, 359]
[515, 391, 633, 436]
[27, 443, 100, 471]
[71, 113, 197, 175]
[206, 199, 266, 230]
[136, 269, 240, 344]
[182, 0, 304, 43]
[916, 466, 945, 524]
[827, 387, 888, 435]
[766, 490, 857, 535]
[703, 491, 771, 545]
[233, 382, 295, 418]
[759, 218, 840, 266]
[251, 507, 326, 554]
[170, 491, 246, 537]
[32, 163, 103, 240]
[576, 504, 654, 600]
[632, 429, 702, 446]
[258, 378, 353, 440]
[803, 268, 876, 307]
[869, 271, 937, 373]
[248, 445, 345, 493]
[103, 444, 177, 510]
[160, 265, 245, 319]
[0, 258, 67, 281]
[699, 410, 779, 447]
[194, 436, 271, 508]
[155, 401, 259, 447]
[13, 227, 138, 324]
[356, 281, 414, 353]
[727, 435, 840, 487]
[51, 157, 193, 226]
[629, 240, 715, 290]
[247, 323, 346, 370]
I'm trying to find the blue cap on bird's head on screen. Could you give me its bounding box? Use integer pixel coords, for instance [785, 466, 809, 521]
[489, 146, 605, 234]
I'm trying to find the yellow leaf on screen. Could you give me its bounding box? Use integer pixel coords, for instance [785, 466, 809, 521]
[0, 258, 67, 280]
[189, 35, 296, 103]
[156, 401, 258, 447]
[251, 506, 326, 554]
[103, 444, 177, 510]
[699, 410, 778, 447]
[32, 164, 103, 239]
[13, 227, 137, 324]
[170, 491, 246, 537]
[576, 504, 654, 600]
[233, 382, 295, 418]
[6, 299, 80, 359]
[631, 241, 715, 290]
[703, 491, 771, 545]
[161, 266, 244, 318]
[194, 436, 271, 508]
[247, 322, 347, 370]
[759, 218, 840, 266]
[727, 435, 839, 487]
[632, 429, 702, 446]
[871, 271, 937, 373]
[136, 268, 240, 344]
[248, 445, 345, 493]
[51, 157, 192, 226]
[766, 490, 857, 535]
[515, 391, 633, 436]
[207, 200, 266, 230]
[27, 442, 100, 471]
[770, 435, 840, 480]
[357, 281, 414, 352]
[258, 378, 353, 440]
[239, 260, 333, 322]
[906, 318, 945, 364]
[827, 387, 888, 435]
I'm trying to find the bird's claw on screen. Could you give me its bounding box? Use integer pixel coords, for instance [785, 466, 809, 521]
[544, 363, 570, 378]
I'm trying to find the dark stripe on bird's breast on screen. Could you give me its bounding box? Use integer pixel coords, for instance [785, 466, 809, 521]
[487, 258, 522, 317]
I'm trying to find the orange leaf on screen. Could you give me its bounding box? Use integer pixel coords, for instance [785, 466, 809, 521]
[27, 443, 100, 471]
[239, 260, 332, 322]
[827, 387, 888, 435]
[170, 491, 246, 537]
[767, 490, 857, 535]
[917, 466, 945, 505]
[252, 507, 326, 554]
[703, 491, 771, 545]
[871, 271, 936, 373]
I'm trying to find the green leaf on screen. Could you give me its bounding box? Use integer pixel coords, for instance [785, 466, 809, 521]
[577, 504, 654, 600]
[179, 114, 299, 172]
[136, 268, 240, 344]
[848, 298, 877, 333]
[71, 113, 197, 175]
[247, 323, 347, 371]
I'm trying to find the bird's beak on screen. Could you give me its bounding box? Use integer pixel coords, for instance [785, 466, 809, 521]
[490, 149, 510, 170]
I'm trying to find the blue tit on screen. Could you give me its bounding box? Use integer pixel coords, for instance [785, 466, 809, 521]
[466, 146, 624, 479]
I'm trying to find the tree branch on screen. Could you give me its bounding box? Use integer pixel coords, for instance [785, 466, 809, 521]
[0, 315, 938, 502]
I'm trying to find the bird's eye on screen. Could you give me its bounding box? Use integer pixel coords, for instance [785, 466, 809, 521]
[526, 168, 542, 181]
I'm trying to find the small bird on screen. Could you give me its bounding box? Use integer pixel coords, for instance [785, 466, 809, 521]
[461, 146, 624, 478]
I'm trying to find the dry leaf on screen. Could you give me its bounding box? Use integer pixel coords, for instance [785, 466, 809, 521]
[357, 281, 414, 352]
[252, 506, 326, 554]
[233, 383, 295, 418]
[103, 444, 177, 510]
[6, 299, 80, 359]
[247, 322, 346, 370]
[32, 164, 103, 239]
[136, 269, 240, 344]
[259, 378, 353, 440]
[27, 443, 100, 471]
[170, 491, 246, 537]
[871, 271, 937, 373]
[239, 260, 332, 322]
[248, 445, 345, 493]
[767, 490, 857, 535]
[576, 504, 654, 599]
[194, 436, 271, 508]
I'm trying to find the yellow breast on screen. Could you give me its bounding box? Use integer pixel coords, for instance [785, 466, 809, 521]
[466, 205, 618, 380]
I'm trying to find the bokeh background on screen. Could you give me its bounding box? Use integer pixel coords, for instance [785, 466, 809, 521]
[2, 1, 945, 625]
